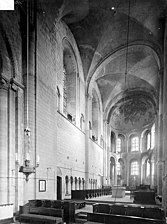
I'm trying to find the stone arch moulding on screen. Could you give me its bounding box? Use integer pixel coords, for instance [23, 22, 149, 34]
[62, 35, 84, 81]
[0, 23, 17, 78]
[62, 37, 79, 76]
[62, 37, 79, 121]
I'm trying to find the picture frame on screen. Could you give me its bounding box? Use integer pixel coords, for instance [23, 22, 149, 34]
[39, 180, 46, 192]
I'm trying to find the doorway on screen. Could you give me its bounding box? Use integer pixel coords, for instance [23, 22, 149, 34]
[57, 176, 62, 200]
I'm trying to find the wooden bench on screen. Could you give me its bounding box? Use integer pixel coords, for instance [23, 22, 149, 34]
[93, 203, 112, 214]
[20, 213, 62, 224]
[19, 202, 64, 224]
[92, 203, 165, 222]
[86, 212, 166, 224]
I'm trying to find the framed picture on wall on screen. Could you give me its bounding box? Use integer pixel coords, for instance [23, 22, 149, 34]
[39, 180, 46, 192]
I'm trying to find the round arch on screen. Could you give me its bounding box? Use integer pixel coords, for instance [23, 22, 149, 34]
[62, 38, 78, 121]
[110, 156, 116, 186]
[86, 42, 162, 94]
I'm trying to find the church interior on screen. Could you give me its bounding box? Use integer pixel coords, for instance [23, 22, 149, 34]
[1, 0, 167, 223]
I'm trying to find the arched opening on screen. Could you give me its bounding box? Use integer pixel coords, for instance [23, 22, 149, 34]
[80, 113, 85, 131]
[111, 131, 116, 153]
[89, 121, 92, 137]
[116, 138, 121, 153]
[70, 176, 73, 192]
[147, 132, 151, 150]
[110, 157, 116, 186]
[65, 175, 69, 195]
[151, 123, 155, 149]
[78, 177, 81, 190]
[57, 167, 62, 200]
[92, 92, 99, 141]
[75, 177, 78, 190]
[82, 178, 85, 190]
[57, 86, 60, 111]
[141, 156, 151, 185]
[142, 129, 151, 152]
[118, 158, 125, 186]
[63, 40, 78, 123]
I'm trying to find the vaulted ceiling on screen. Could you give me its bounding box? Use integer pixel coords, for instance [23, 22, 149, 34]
[57, 0, 166, 133]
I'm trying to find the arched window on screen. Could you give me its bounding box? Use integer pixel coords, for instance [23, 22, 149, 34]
[63, 68, 67, 114]
[63, 40, 78, 123]
[92, 92, 99, 141]
[146, 159, 150, 177]
[131, 161, 139, 175]
[65, 175, 69, 194]
[78, 177, 81, 190]
[75, 177, 77, 190]
[110, 157, 116, 185]
[131, 136, 139, 152]
[118, 158, 125, 179]
[82, 178, 85, 190]
[151, 124, 155, 149]
[70, 176, 73, 191]
[57, 86, 60, 111]
[91, 179, 93, 189]
[117, 162, 121, 175]
[116, 138, 121, 153]
[111, 131, 116, 153]
[146, 132, 151, 150]
[80, 114, 84, 131]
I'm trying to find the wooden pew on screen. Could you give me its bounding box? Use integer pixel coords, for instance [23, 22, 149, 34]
[92, 203, 166, 222]
[19, 199, 76, 224]
[86, 212, 166, 224]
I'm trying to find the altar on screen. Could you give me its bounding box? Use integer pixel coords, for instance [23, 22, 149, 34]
[112, 186, 126, 198]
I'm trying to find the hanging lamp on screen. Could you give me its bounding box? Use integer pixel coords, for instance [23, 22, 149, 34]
[18, 0, 39, 181]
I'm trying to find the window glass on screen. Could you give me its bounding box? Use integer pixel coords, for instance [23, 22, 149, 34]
[146, 160, 150, 177]
[147, 132, 151, 150]
[151, 124, 155, 149]
[116, 138, 121, 153]
[131, 161, 139, 175]
[131, 136, 139, 151]
[117, 163, 121, 175]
